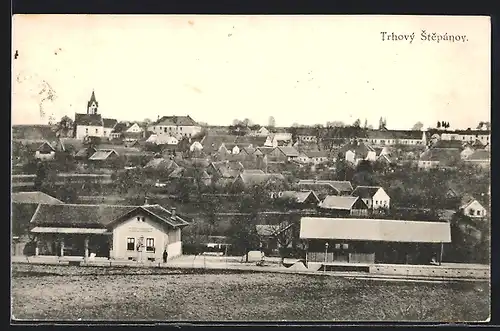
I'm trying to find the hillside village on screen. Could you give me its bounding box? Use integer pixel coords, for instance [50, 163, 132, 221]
[11, 91, 490, 266]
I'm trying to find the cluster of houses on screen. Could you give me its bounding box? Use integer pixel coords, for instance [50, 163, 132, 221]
[11, 90, 490, 266]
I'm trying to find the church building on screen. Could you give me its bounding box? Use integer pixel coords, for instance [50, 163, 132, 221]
[73, 91, 118, 140]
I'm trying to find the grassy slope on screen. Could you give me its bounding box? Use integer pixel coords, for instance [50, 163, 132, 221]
[11, 264, 489, 322]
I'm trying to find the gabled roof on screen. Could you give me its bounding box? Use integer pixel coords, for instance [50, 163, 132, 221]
[75, 147, 97, 159]
[276, 146, 300, 157]
[257, 147, 275, 155]
[235, 173, 285, 187]
[152, 115, 199, 127]
[460, 195, 483, 210]
[300, 217, 451, 243]
[241, 147, 256, 155]
[38, 141, 56, 153]
[89, 149, 119, 161]
[12, 192, 63, 205]
[278, 191, 319, 204]
[74, 113, 104, 127]
[419, 148, 461, 163]
[30, 203, 190, 229]
[340, 141, 375, 159]
[465, 149, 490, 161]
[144, 158, 179, 172]
[202, 135, 238, 152]
[297, 180, 353, 194]
[103, 118, 118, 129]
[319, 196, 361, 210]
[111, 122, 130, 134]
[351, 186, 383, 199]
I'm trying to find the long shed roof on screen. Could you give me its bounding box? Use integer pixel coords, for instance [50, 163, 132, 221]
[299, 217, 451, 243]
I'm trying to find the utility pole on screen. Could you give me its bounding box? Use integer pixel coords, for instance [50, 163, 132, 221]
[324, 242, 329, 272]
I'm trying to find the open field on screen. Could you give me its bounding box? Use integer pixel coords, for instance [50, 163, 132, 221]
[11, 264, 489, 322]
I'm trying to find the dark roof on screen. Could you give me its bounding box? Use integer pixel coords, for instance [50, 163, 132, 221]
[12, 192, 63, 204]
[257, 147, 275, 155]
[103, 118, 118, 129]
[234, 136, 267, 147]
[432, 140, 464, 149]
[419, 148, 461, 163]
[74, 113, 104, 126]
[452, 129, 490, 135]
[201, 135, 238, 152]
[366, 129, 424, 140]
[235, 173, 286, 187]
[319, 196, 361, 210]
[87, 90, 98, 108]
[75, 147, 97, 159]
[111, 122, 130, 134]
[339, 141, 375, 158]
[278, 191, 319, 204]
[351, 186, 383, 199]
[144, 158, 179, 171]
[30, 203, 190, 229]
[297, 180, 353, 194]
[153, 115, 199, 127]
[276, 146, 300, 157]
[89, 149, 119, 160]
[30, 204, 135, 228]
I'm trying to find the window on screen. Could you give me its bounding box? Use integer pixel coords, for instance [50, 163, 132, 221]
[335, 244, 341, 249]
[469, 209, 475, 216]
[164, 127, 167, 133]
[477, 210, 481, 216]
[136, 216, 145, 222]
[146, 238, 155, 252]
[180, 127, 183, 131]
[86, 128, 89, 134]
[95, 129, 98, 134]
[342, 244, 349, 249]
[127, 238, 135, 251]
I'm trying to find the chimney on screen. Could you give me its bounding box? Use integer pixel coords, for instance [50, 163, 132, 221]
[144, 196, 150, 206]
[171, 207, 176, 217]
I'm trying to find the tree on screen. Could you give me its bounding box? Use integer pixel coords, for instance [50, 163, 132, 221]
[326, 121, 344, 128]
[363, 119, 368, 129]
[353, 119, 361, 128]
[437, 121, 441, 129]
[265, 221, 295, 265]
[412, 122, 424, 131]
[55, 115, 74, 138]
[242, 118, 252, 127]
[268, 116, 276, 128]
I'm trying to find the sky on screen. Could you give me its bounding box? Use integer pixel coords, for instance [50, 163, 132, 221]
[12, 15, 490, 130]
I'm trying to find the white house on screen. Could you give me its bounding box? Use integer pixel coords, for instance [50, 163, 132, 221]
[358, 129, 427, 146]
[189, 141, 203, 153]
[255, 127, 270, 137]
[460, 196, 487, 218]
[148, 115, 202, 139]
[146, 134, 179, 145]
[29, 202, 190, 262]
[440, 129, 490, 146]
[351, 186, 390, 209]
[74, 91, 117, 140]
[305, 150, 329, 165]
[264, 133, 293, 148]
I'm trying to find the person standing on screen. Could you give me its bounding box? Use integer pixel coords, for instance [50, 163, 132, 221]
[163, 249, 168, 263]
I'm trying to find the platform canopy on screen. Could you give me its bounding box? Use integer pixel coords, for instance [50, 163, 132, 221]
[31, 227, 110, 234]
[299, 217, 451, 243]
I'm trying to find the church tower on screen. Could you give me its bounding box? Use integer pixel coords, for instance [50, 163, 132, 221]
[87, 90, 99, 115]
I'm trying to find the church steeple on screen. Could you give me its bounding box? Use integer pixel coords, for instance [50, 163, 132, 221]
[87, 90, 99, 115]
